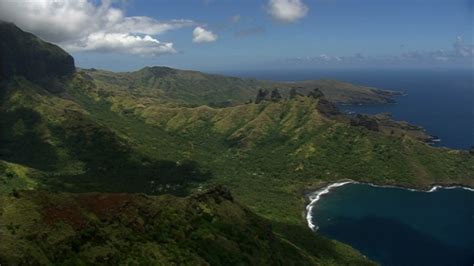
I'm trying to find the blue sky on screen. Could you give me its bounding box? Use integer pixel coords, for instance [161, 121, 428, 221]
[1, 0, 472, 71]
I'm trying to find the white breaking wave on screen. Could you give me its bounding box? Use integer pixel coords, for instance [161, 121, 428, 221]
[427, 185, 474, 192]
[305, 180, 355, 231]
[305, 180, 474, 231]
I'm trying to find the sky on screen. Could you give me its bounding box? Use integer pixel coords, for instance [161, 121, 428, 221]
[0, 0, 473, 72]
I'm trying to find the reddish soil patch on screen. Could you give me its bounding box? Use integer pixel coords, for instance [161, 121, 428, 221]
[42, 205, 85, 230]
[78, 193, 134, 219]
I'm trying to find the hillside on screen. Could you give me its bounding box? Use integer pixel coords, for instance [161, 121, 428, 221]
[0, 22, 377, 265]
[1, 22, 473, 265]
[66, 73, 474, 226]
[0, 186, 374, 265]
[0, 80, 374, 265]
[82, 66, 400, 107]
[0, 76, 214, 195]
[0, 21, 74, 92]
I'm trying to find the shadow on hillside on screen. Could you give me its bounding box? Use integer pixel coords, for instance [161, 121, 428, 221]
[46, 110, 213, 195]
[0, 108, 59, 171]
[44, 159, 213, 196]
[0, 107, 213, 196]
[271, 221, 373, 265]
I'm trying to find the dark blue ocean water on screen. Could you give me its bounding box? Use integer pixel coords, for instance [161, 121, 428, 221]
[310, 183, 474, 266]
[225, 68, 474, 265]
[226, 68, 473, 149]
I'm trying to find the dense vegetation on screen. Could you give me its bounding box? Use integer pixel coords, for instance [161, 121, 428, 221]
[82, 66, 400, 107]
[65, 74, 473, 227]
[1, 22, 473, 265]
[0, 186, 375, 265]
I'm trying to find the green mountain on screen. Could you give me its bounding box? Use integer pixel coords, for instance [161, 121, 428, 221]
[1, 22, 473, 265]
[0, 21, 74, 92]
[83, 66, 400, 107]
[0, 186, 375, 265]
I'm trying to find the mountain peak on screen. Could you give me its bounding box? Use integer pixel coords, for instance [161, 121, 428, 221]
[0, 21, 75, 91]
[138, 66, 178, 77]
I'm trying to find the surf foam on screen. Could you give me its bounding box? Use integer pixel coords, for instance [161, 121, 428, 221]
[305, 180, 474, 231]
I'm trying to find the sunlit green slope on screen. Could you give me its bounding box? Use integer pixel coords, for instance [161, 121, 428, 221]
[82, 66, 400, 107]
[1, 21, 473, 266]
[0, 22, 377, 265]
[0, 186, 377, 265]
[67, 72, 474, 226]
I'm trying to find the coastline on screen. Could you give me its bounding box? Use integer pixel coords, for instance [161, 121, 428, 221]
[305, 179, 474, 231]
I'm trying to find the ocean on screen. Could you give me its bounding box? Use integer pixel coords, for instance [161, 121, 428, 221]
[309, 183, 474, 266]
[226, 68, 474, 265]
[227, 68, 473, 149]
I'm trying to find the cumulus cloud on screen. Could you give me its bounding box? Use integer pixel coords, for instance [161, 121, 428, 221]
[192, 26, 218, 43]
[0, 0, 195, 55]
[268, 0, 309, 23]
[69, 33, 176, 55]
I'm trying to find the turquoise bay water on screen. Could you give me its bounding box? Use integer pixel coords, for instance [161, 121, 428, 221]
[310, 183, 474, 266]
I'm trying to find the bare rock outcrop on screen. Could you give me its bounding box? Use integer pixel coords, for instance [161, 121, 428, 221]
[270, 89, 282, 102]
[255, 89, 270, 104]
[350, 114, 380, 131]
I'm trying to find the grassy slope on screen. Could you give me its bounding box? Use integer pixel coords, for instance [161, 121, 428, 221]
[82, 67, 399, 106]
[65, 72, 473, 259]
[2, 71, 472, 257]
[0, 160, 40, 195]
[1, 71, 472, 265]
[1, 187, 374, 265]
[0, 78, 376, 265]
[0, 78, 214, 196]
[0, 23, 383, 264]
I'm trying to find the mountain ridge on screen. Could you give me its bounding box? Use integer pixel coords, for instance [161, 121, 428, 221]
[80, 65, 400, 107]
[1, 186, 374, 265]
[1, 22, 473, 265]
[0, 21, 74, 92]
[0, 22, 378, 265]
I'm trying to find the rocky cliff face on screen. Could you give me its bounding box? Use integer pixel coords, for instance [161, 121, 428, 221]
[307, 88, 324, 99]
[350, 114, 380, 131]
[270, 88, 282, 101]
[255, 89, 270, 103]
[0, 21, 75, 92]
[289, 88, 303, 99]
[316, 98, 341, 116]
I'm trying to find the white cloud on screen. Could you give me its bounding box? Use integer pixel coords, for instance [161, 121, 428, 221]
[67, 32, 176, 55]
[0, 0, 195, 55]
[192, 26, 218, 43]
[267, 0, 308, 23]
[108, 17, 195, 36]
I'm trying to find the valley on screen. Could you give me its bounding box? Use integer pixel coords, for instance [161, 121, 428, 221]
[1, 21, 473, 265]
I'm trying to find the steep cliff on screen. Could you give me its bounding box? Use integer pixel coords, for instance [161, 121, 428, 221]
[0, 21, 75, 92]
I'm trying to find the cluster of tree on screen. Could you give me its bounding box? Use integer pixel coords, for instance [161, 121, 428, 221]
[254, 88, 324, 104]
